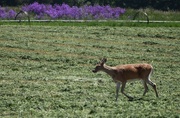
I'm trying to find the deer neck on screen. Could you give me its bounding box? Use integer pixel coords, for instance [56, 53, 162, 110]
[102, 64, 116, 78]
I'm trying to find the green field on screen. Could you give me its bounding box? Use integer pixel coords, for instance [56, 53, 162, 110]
[0, 24, 179, 117]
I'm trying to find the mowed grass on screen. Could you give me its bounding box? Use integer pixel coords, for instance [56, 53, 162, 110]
[0, 25, 179, 117]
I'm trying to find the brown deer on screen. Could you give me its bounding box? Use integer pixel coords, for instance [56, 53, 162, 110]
[92, 58, 159, 101]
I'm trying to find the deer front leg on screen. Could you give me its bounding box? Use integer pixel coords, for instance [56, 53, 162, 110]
[121, 82, 133, 100]
[115, 82, 120, 101]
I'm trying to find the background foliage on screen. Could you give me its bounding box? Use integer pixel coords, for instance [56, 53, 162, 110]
[0, 2, 125, 20]
[0, 0, 179, 11]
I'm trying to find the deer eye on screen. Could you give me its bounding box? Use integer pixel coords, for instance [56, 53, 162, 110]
[96, 65, 101, 69]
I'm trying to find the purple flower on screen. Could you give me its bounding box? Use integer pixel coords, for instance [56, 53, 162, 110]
[0, 6, 17, 19]
[0, 6, 6, 18]
[8, 9, 16, 18]
[1, 3, 126, 20]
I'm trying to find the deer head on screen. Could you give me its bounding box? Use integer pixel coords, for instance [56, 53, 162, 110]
[92, 58, 107, 73]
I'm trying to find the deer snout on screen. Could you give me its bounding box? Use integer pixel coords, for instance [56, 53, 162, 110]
[92, 69, 97, 73]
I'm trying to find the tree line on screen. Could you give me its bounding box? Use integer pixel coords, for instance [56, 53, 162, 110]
[0, 0, 179, 11]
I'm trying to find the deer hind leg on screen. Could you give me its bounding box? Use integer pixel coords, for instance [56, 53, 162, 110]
[146, 72, 159, 97]
[115, 82, 120, 101]
[143, 80, 149, 96]
[147, 80, 159, 97]
[121, 82, 133, 100]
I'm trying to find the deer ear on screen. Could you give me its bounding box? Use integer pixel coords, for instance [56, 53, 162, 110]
[102, 58, 107, 63]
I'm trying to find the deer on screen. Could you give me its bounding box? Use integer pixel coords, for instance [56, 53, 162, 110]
[92, 58, 159, 101]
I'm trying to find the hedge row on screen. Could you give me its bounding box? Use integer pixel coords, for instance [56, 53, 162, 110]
[0, 0, 179, 11]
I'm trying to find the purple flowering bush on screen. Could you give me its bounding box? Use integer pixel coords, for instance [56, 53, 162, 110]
[0, 6, 17, 19]
[0, 2, 125, 20]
